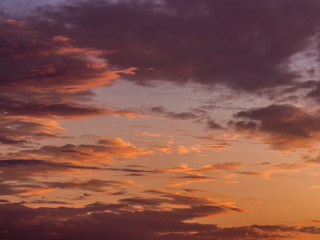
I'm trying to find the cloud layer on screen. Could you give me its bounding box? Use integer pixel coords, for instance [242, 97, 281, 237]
[0, 202, 318, 240]
[31, 0, 320, 91]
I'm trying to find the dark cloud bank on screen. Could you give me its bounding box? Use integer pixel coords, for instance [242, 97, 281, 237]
[30, 0, 320, 92]
[0, 203, 320, 240]
[0, 202, 319, 240]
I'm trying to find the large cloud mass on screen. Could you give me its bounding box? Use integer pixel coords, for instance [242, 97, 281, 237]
[0, 202, 318, 240]
[30, 0, 320, 91]
[234, 104, 320, 150]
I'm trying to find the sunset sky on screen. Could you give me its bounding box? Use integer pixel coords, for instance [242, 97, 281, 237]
[2, 0, 320, 239]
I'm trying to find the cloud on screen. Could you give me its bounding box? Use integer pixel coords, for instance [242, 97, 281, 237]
[150, 106, 204, 120]
[206, 119, 223, 130]
[32, 0, 320, 92]
[152, 145, 172, 154]
[0, 183, 23, 195]
[18, 138, 153, 164]
[0, 202, 318, 239]
[0, 18, 146, 150]
[0, 19, 134, 95]
[0, 182, 54, 196]
[29, 199, 69, 205]
[166, 174, 215, 187]
[0, 0, 62, 15]
[192, 134, 234, 149]
[0, 118, 64, 146]
[0, 18, 140, 129]
[157, 162, 242, 174]
[264, 163, 304, 178]
[104, 167, 152, 174]
[155, 162, 242, 186]
[0, 99, 107, 119]
[199, 143, 232, 150]
[0, 136, 26, 146]
[0, 159, 99, 169]
[306, 81, 320, 100]
[0, 159, 100, 181]
[146, 106, 225, 133]
[153, 142, 231, 155]
[233, 104, 320, 151]
[46, 179, 135, 192]
[98, 137, 131, 147]
[125, 189, 216, 207]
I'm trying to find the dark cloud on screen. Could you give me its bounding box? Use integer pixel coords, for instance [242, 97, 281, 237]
[30, 0, 320, 92]
[105, 167, 153, 173]
[18, 138, 153, 164]
[0, 18, 132, 144]
[29, 200, 69, 205]
[0, 183, 22, 195]
[148, 106, 225, 132]
[300, 226, 320, 234]
[119, 197, 167, 207]
[73, 193, 91, 200]
[234, 104, 320, 150]
[0, 152, 151, 184]
[0, 182, 52, 196]
[143, 189, 215, 206]
[176, 174, 213, 179]
[0, 159, 99, 169]
[124, 173, 145, 177]
[306, 81, 320, 100]
[0, 19, 132, 95]
[0, 159, 100, 181]
[0, 176, 135, 196]
[150, 106, 204, 120]
[46, 179, 135, 192]
[304, 155, 320, 165]
[0, 18, 137, 134]
[0, 202, 318, 239]
[0, 99, 107, 119]
[206, 119, 223, 130]
[0, 118, 64, 146]
[0, 135, 26, 145]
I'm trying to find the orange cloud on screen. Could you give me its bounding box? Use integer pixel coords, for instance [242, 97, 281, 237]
[18, 137, 154, 164]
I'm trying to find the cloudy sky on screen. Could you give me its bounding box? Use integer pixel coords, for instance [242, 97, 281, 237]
[1, 0, 320, 239]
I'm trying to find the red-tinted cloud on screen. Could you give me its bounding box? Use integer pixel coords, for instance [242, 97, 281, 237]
[0, 19, 134, 94]
[17, 137, 153, 164]
[0, 118, 63, 146]
[0, 18, 138, 128]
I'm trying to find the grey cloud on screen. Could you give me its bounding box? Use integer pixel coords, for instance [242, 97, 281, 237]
[30, 0, 320, 92]
[234, 104, 320, 150]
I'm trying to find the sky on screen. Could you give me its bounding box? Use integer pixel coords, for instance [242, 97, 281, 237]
[1, 0, 320, 239]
